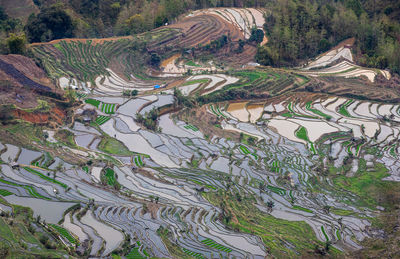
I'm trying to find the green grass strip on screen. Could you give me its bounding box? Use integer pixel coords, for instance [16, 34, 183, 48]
[0, 178, 50, 200]
[49, 224, 77, 244]
[23, 167, 68, 188]
[239, 145, 250, 154]
[201, 238, 232, 252]
[338, 99, 354, 117]
[0, 189, 13, 196]
[96, 115, 111, 125]
[292, 205, 313, 213]
[321, 226, 329, 241]
[267, 185, 286, 196]
[336, 229, 341, 241]
[305, 102, 332, 120]
[85, 98, 101, 108]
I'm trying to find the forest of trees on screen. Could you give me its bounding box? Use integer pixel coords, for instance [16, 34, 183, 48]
[0, 0, 399, 73]
[256, 0, 400, 74]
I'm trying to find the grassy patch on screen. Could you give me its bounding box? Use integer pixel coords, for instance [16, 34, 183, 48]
[0, 189, 13, 196]
[82, 166, 89, 173]
[54, 129, 76, 148]
[185, 60, 201, 67]
[203, 191, 340, 258]
[85, 98, 101, 108]
[49, 224, 78, 245]
[157, 226, 193, 258]
[295, 126, 310, 142]
[0, 202, 71, 257]
[95, 115, 111, 125]
[98, 136, 133, 156]
[332, 163, 400, 209]
[338, 99, 353, 117]
[292, 205, 313, 213]
[201, 238, 232, 253]
[104, 168, 116, 186]
[182, 79, 209, 86]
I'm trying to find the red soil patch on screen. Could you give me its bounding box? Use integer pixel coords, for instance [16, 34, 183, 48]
[14, 109, 49, 124]
[13, 106, 66, 125]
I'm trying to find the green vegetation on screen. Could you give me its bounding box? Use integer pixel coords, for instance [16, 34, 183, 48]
[6, 33, 26, 55]
[292, 205, 313, 213]
[23, 167, 68, 189]
[54, 129, 76, 148]
[201, 238, 232, 253]
[198, 69, 295, 104]
[101, 103, 116, 114]
[306, 102, 332, 120]
[267, 185, 286, 196]
[96, 115, 111, 125]
[0, 178, 49, 200]
[104, 168, 116, 186]
[98, 136, 133, 156]
[0, 202, 71, 257]
[85, 98, 101, 108]
[184, 124, 199, 131]
[182, 247, 204, 258]
[330, 208, 356, 216]
[0, 189, 13, 196]
[321, 226, 329, 241]
[338, 99, 354, 117]
[134, 156, 144, 167]
[135, 108, 160, 131]
[295, 126, 310, 142]
[332, 163, 400, 209]
[203, 191, 340, 258]
[26, 5, 74, 43]
[239, 145, 250, 155]
[185, 60, 201, 67]
[157, 226, 193, 258]
[125, 246, 145, 259]
[240, 133, 257, 146]
[258, 0, 400, 74]
[49, 224, 77, 245]
[182, 79, 208, 86]
[84, 99, 116, 114]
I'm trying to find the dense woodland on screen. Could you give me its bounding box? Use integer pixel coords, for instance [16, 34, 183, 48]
[258, 0, 400, 73]
[0, 0, 399, 73]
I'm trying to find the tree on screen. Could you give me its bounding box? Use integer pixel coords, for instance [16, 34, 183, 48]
[131, 89, 138, 96]
[25, 5, 75, 43]
[125, 14, 146, 34]
[7, 33, 26, 54]
[266, 200, 275, 212]
[323, 205, 331, 214]
[249, 27, 264, 44]
[150, 53, 161, 67]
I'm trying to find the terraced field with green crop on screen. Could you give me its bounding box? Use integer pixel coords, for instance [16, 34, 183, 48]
[0, 6, 398, 259]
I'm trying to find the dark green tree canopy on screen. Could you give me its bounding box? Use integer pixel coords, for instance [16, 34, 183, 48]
[25, 5, 75, 43]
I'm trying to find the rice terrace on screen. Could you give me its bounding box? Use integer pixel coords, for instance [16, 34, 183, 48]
[0, 0, 400, 258]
